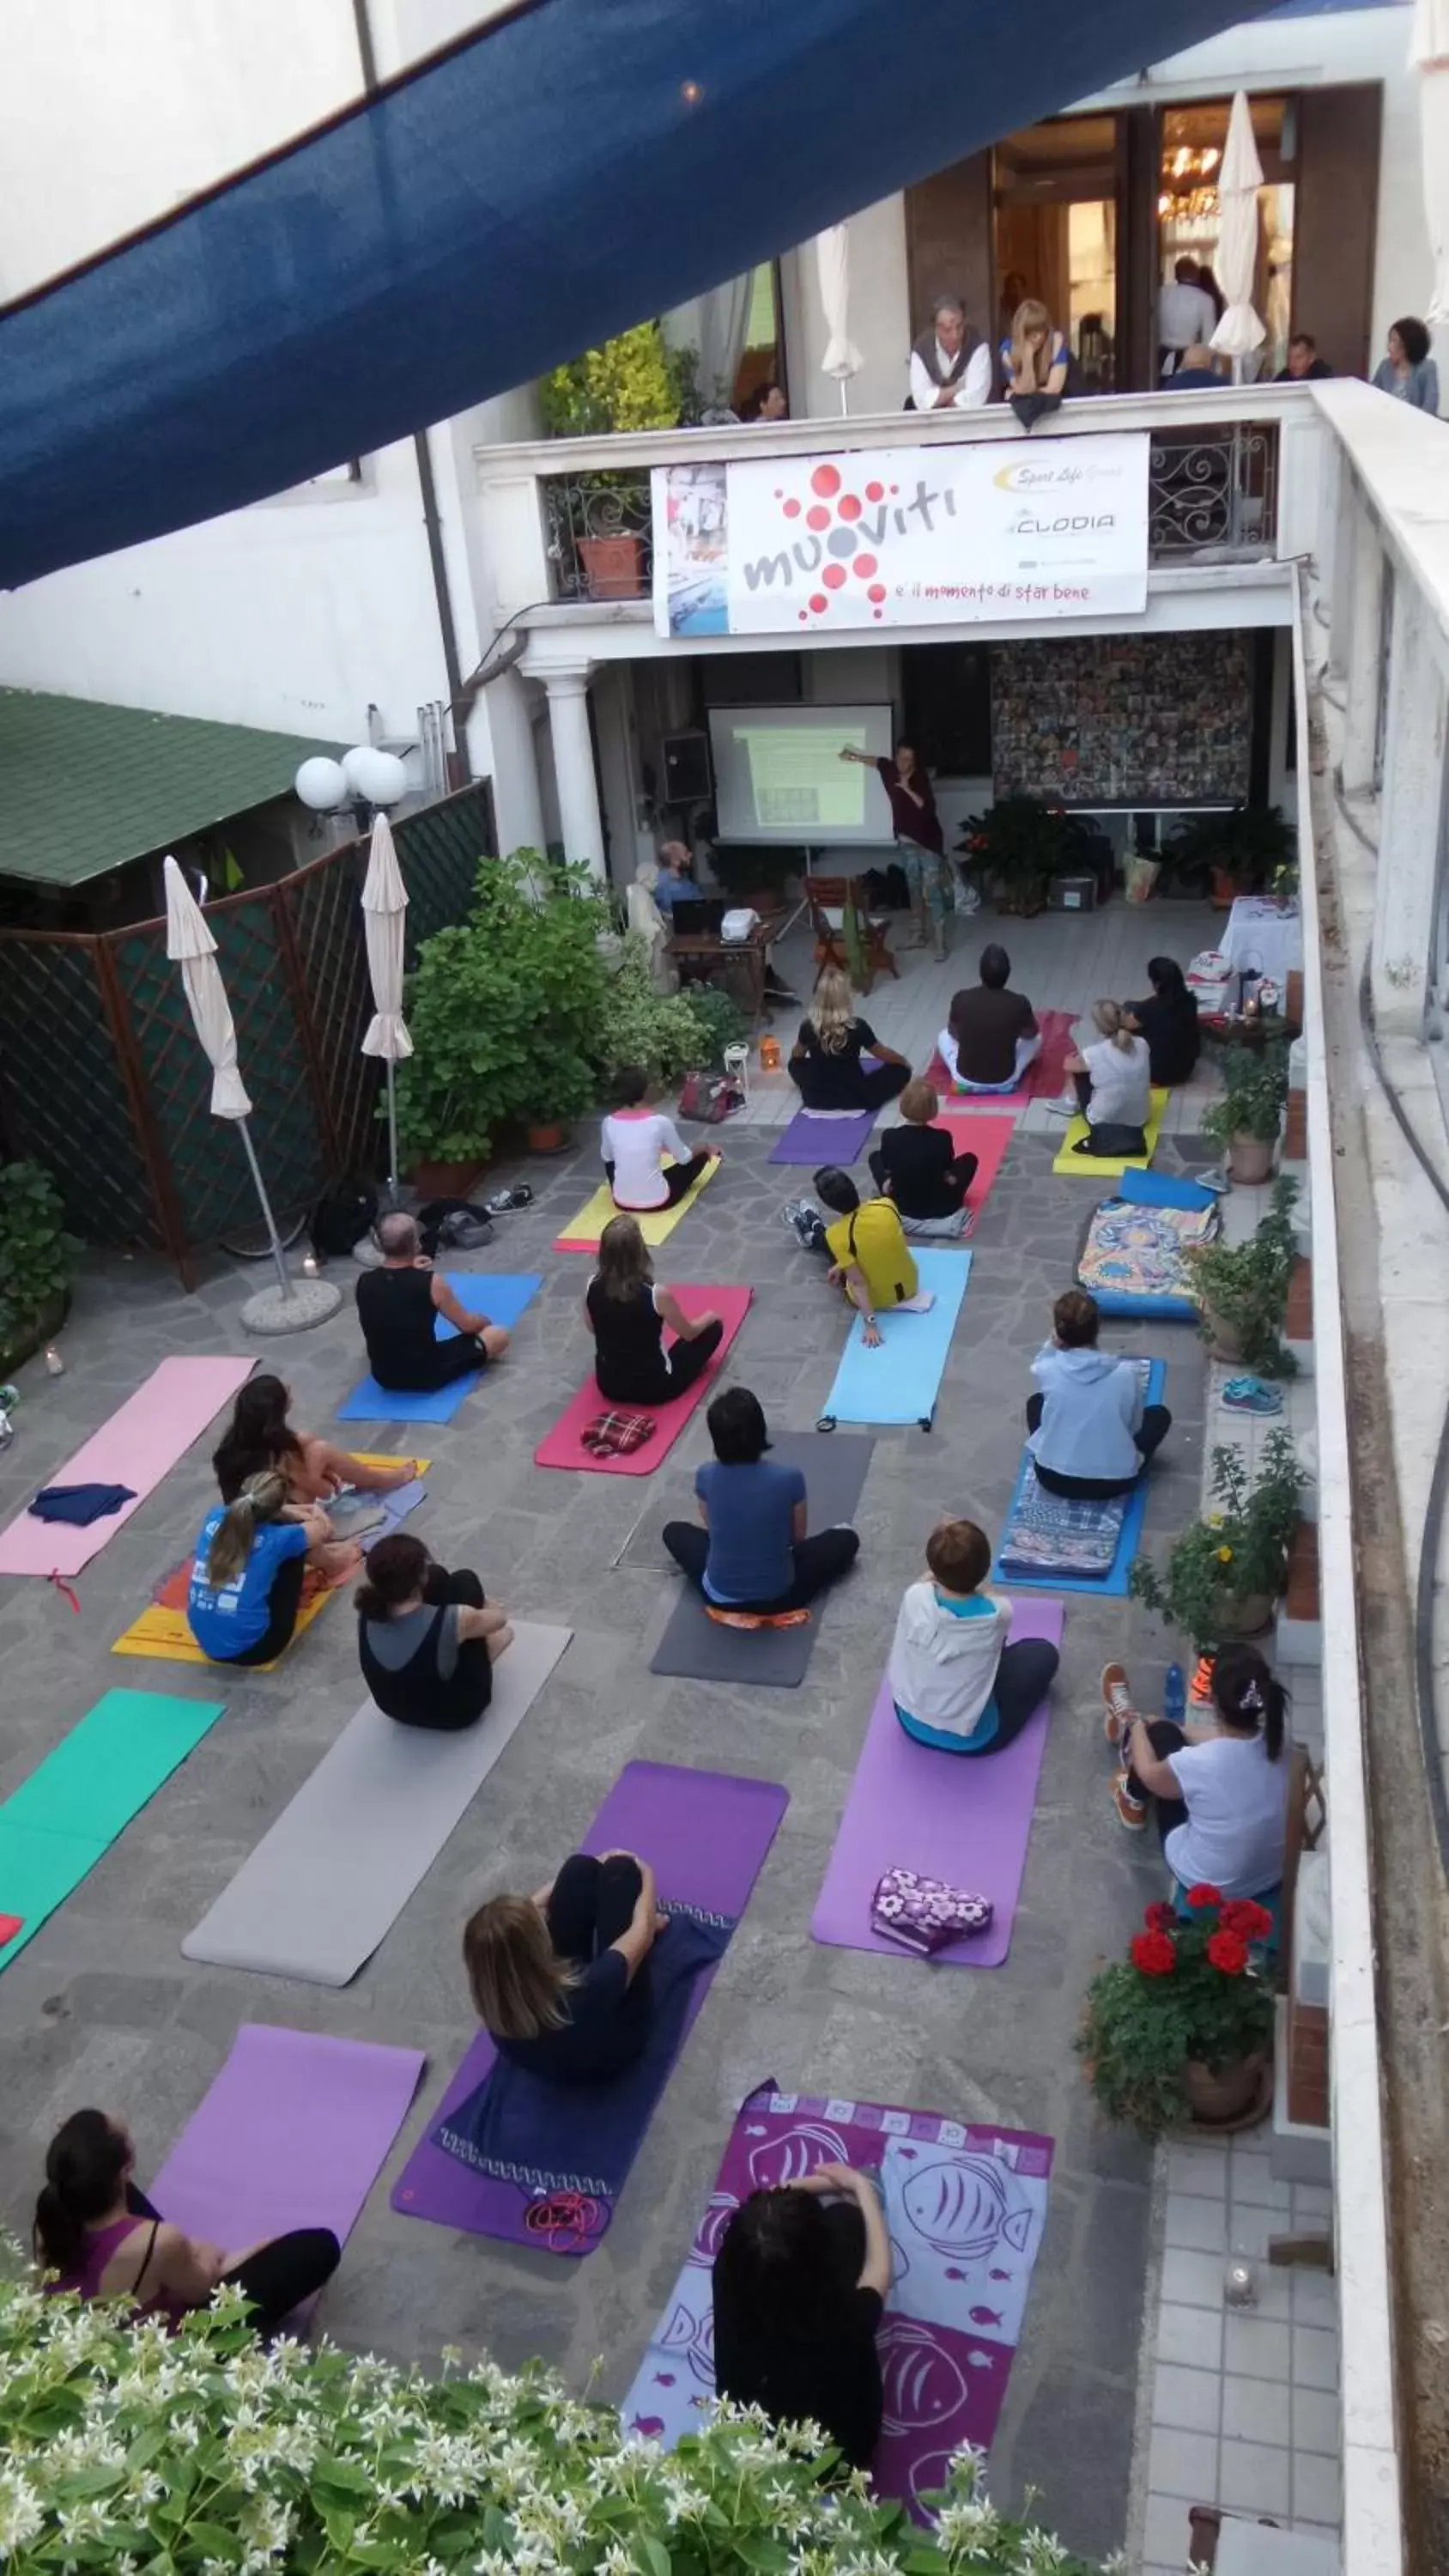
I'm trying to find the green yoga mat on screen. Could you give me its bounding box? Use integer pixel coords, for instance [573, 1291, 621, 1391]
[0, 1688, 226, 1972]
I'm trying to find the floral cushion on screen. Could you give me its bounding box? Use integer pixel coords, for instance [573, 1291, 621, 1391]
[1076, 1200, 1218, 1309]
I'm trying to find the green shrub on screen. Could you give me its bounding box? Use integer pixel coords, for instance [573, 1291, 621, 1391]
[591, 940, 716, 1089]
[1130, 1429, 1305, 1651]
[1187, 1177, 1299, 1376]
[0, 1161, 70, 1364]
[539, 323, 682, 438]
[0, 2267, 1108, 2573]
[1201, 1040, 1290, 1150]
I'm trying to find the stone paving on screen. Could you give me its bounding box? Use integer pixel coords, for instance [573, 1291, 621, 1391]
[0, 1112, 1216, 2563]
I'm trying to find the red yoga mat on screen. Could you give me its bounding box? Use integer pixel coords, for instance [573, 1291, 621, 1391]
[925, 1112, 1015, 1224]
[534, 1285, 752, 1474]
[925, 1007, 1076, 1114]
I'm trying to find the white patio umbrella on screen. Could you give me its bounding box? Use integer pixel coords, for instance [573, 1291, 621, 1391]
[360, 811, 412, 1202]
[1411, 0, 1449, 323]
[815, 224, 861, 416]
[1210, 90, 1267, 380]
[163, 854, 291, 1297]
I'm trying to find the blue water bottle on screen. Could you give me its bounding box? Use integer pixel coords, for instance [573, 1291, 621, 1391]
[1164, 1662, 1186, 1728]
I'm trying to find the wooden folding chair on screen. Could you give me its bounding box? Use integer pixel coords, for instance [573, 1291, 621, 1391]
[803, 875, 898, 996]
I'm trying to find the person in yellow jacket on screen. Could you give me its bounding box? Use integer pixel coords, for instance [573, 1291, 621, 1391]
[814, 1167, 923, 1348]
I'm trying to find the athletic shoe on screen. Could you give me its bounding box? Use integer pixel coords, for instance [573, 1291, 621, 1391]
[1100, 1660, 1137, 1747]
[1111, 1771, 1149, 1832]
[782, 1198, 827, 1252]
[1041, 1096, 1076, 1119]
[1222, 1375, 1283, 1415]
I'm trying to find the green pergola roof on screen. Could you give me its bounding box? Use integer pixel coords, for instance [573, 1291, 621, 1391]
[0, 688, 344, 888]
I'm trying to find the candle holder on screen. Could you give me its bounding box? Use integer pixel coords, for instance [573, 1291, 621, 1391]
[43, 1345, 64, 1376]
[1223, 2256, 1258, 2308]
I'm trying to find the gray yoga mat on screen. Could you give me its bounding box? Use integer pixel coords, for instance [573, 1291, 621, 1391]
[182, 1623, 571, 1985]
[647, 1433, 874, 1687]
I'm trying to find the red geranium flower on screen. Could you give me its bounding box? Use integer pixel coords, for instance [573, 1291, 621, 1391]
[1131, 1929, 1177, 1977]
[1143, 1900, 1178, 1935]
[1185, 1883, 1224, 1910]
[1219, 1898, 1275, 1942]
[1207, 1929, 1250, 1976]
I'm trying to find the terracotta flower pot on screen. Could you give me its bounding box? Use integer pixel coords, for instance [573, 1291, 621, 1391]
[1227, 1131, 1276, 1185]
[408, 1158, 485, 1199]
[1184, 2049, 1271, 2130]
[579, 533, 645, 600]
[525, 1120, 573, 1156]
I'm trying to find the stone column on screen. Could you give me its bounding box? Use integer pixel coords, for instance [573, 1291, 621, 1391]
[475, 667, 545, 857]
[541, 665, 605, 881]
[1372, 580, 1448, 1040]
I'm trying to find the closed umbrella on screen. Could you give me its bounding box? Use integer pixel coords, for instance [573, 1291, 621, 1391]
[1210, 90, 1267, 380]
[163, 854, 291, 1297]
[1411, 0, 1449, 323]
[815, 224, 862, 416]
[360, 811, 412, 1202]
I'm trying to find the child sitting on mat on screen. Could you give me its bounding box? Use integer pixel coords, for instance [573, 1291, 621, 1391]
[662, 1385, 860, 1613]
[1027, 1290, 1171, 1499]
[712, 2161, 891, 2470]
[35, 2105, 340, 2337]
[463, 1850, 665, 2085]
[602, 1066, 717, 1213]
[1101, 1643, 1289, 1891]
[1056, 1001, 1152, 1157]
[214, 1374, 419, 1507]
[585, 1215, 724, 1406]
[185, 1470, 349, 1667]
[357, 1532, 512, 1731]
[867, 1079, 978, 1236]
[888, 1518, 1060, 1753]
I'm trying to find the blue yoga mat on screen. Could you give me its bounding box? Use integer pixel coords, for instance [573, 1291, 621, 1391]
[820, 1249, 972, 1428]
[994, 1358, 1166, 1595]
[337, 1273, 543, 1423]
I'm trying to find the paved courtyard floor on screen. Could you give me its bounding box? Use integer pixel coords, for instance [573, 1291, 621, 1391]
[0, 903, 1222, 2564]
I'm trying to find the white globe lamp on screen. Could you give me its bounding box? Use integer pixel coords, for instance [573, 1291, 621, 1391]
[342, 744, 408, 808]
[294, 755, 349, 812]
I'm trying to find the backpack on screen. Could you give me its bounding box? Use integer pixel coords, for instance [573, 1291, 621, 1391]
[311, 1180, 379, 1259]
[677, 1070, 743, 1126]
[416, 1198, 495, 1255]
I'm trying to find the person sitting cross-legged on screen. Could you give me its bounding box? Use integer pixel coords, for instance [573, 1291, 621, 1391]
[356, 1211, 510, 1393]
[937, 945, 1041, 1093]
[1027, 1290, 1171, 1499]
[889, 1517, 1059, 1753]
[712, 2162, 891, 2470]
[868, 1079, 978, 1236]
[662, 1385, 860, 1615]
[1057, 1000, 1151, 1156]
[788, 969, 912, 1114]
[602, 1066, 716, 1214]
[185, 1470, 348, 1667]
[1101, 1642, 1290, 1893]
[463, 1850, 666, 2087]
[357, 1532, 512, 1732]
[585, 1215, 724, 1406]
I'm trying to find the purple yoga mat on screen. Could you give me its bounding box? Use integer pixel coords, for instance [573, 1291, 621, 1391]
[769, 1105, 876, 1165]
[811, 1598, 1064, 1967]
[391, 1762, 788, 2251]
[623, 2084, 1054, 2523]
[151, 2024, 425, 2255]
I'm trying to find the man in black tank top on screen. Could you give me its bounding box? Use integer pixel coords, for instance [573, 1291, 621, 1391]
[356, 1212, 511, 1391]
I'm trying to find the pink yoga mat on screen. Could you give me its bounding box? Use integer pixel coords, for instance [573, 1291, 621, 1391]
[925, 1113, 1015, 1220]
[534, 1286, 752, 1474]
[152, 2023, 425, 2257]
[925, 1008, 1076, 1115]
[0, 1356, 255, 1578]
[810, 1597, 1064, 1968]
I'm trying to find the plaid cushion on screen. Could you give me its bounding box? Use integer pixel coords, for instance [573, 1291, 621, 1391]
[580, 1409, 658, 1457]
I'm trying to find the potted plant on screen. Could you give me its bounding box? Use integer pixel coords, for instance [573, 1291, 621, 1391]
[1076, 1887, 1276, 2131]
[706, 842, 805, 912]
[961, 795, 1072, 915]
[1202, 1037, 1289, 1183]
[1131, 1428, 1305, 1649]
[539, 322, 682, 598]
[0, 1158, 71, 1372]
[1161, 804, 1297, 909]
[1187, 1177, 1299, 1370]
[396, 849, 611, 1176]
[591, 939, 747, 1090]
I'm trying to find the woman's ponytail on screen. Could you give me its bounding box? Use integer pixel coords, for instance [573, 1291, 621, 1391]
[33, 2109, 128, 2275]
[1211, 1643, 1288, 1762]
[1092, 999, 1134, 1054]
[206, 1469, 288, 1588]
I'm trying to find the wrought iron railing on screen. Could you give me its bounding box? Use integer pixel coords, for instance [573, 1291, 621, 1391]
[538, 418, 1281, 600]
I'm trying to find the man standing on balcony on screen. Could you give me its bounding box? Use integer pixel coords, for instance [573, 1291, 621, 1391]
[907, 295, 991, 412]
[1158, 258, 1217, 377]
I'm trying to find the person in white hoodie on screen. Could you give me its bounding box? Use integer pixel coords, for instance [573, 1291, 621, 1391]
[888, 1519, 1060, 1754]
[1027, 1290, 1172, 1501]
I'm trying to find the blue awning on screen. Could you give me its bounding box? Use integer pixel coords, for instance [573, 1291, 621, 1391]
[0, 0, 1252, 589]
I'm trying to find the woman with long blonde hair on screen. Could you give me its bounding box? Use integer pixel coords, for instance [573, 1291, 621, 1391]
[585, 1212, 724, 1406]
[185, 1468, 338, 1666]
[787, 968, 911, 1114]
[1001, 298, 1070, 398]
[1058, 999, 1152, 1157]
[463, 1847, 665, 2085]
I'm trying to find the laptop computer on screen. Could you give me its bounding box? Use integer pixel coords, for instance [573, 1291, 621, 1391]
[670, 896, 728, 936]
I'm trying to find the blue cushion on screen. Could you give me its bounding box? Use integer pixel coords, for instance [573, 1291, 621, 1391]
[895, 1700, 999, 1756]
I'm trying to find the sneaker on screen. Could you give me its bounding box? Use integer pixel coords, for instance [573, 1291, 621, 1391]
[1041, 1096, 1076, 1119]
[1111, 1771, 1148, 1832]
[1222, 1375, 1283, 1415]
[1100, 1661, 1137, 1747]
[782, 1198, 827, 1252]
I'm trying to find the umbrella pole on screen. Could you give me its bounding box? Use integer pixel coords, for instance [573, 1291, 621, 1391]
[234, 1118, 293, 1298]
[839, 379, 849, 416]
[386, 1060, 401, 1206]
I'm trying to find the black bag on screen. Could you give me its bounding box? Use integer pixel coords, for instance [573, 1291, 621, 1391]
[417, 1198, 495, 1255]
[311, 1181, 378, 1258]
[1076, 1122, 1148, 1160]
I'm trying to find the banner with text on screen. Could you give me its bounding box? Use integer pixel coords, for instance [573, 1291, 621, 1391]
[652, 433, 1149, 638]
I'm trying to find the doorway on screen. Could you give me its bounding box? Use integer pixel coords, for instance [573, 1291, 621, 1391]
[993, 115, 1122, 391]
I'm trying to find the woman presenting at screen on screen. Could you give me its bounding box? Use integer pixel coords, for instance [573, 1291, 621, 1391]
[839, 742, 950, 960]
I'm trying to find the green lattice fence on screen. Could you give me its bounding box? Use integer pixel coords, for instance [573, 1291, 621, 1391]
[0, 782, 492, 1275]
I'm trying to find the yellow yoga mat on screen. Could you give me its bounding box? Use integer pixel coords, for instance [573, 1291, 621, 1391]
[112, 1457, 430, 1668]
[554, 1155, 719, 1250]
[1051, 1089, 1167, 1179]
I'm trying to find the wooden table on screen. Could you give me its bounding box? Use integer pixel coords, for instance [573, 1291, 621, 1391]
[666, 920, 784, 1026]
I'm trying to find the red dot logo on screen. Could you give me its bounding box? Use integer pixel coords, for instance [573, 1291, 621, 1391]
[810, 464, 842, 498]
[865, 480, 885, 502]
[838, 493, 862, 522]
[806, 505, 831, 532]
[798, 611, 809, 623]
[809, 594, 828, 615]
[822, 564, 846, 590]
[853, 554, 878, 580]
[783, 498, 801, 519]
[873, 609, 884, 620]
[868, 584, 887, 604]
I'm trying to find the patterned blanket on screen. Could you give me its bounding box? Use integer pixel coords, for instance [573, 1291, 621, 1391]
[1076, 1198, 1218, 1307]
[1000, 1358, 1152, 1579]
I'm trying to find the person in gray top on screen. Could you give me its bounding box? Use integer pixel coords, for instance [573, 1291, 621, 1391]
[357, 1533, 512, 1730]
[1373, 317, 1440, 415]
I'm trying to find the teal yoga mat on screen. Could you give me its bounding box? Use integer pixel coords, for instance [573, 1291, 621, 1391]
[819, 1249, 972, 1430]
[0, 1688, 226, 1972]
